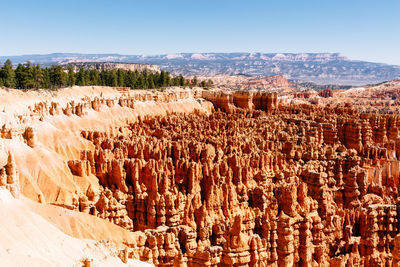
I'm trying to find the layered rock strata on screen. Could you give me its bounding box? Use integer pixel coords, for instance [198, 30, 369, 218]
[2, 86, 400, 266]
[64, 94, 400, 266]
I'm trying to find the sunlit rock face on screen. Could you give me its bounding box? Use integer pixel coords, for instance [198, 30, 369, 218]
[2, 85, 400, 266]
[63, 90, 400, 266]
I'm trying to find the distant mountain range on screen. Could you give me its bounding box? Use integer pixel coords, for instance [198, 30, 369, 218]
[1, 52, 399, 85]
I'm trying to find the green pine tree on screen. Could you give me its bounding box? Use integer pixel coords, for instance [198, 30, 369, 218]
[41, 68, 51, 89]
[67, 66, 76, 87]
[15, 62, 35, 89]
[179, 75, 185, 86]
[32, 64, 43, 89]
[1, 59, 15, 88]
[76, 69, 86, 86]
[49, 65, 66, 89]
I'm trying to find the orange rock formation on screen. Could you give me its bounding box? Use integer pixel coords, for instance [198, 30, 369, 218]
[1, 84, 400, 266]
[66, 89, 400, 266]
[196, 74, 296, 95]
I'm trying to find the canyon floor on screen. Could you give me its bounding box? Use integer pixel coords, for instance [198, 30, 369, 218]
[1, 80, 400, 266]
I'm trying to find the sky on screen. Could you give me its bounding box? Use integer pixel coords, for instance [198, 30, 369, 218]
[1, 0, 399, 64]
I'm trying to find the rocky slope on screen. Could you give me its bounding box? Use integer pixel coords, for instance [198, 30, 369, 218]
[0, 187, 152, 267]
[1, 84, 400, 266]
[0, 85, 211, 266]
[2, 52, 400, 85]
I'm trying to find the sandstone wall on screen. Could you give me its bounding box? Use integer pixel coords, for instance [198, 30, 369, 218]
[202, 90, 277, 113]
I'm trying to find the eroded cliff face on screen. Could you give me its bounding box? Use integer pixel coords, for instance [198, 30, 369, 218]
[0, 85, 213, 265]
[63, 90, 400, 266]
[0, 86, 211, 204]
[1, 86, 400, 266]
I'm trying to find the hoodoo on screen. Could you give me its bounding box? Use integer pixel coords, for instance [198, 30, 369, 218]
[1, 82, 400, 266]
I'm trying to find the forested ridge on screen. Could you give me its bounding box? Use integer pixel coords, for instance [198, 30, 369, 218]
[0, 59, 213, 90]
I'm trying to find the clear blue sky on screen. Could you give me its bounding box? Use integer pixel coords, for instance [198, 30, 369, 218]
[1, 0, 399, 64]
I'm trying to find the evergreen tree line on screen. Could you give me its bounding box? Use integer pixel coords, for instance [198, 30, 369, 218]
[0, 59, 213, 90]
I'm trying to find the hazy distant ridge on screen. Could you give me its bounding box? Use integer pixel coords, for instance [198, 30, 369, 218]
[1, 52, 399, 85]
